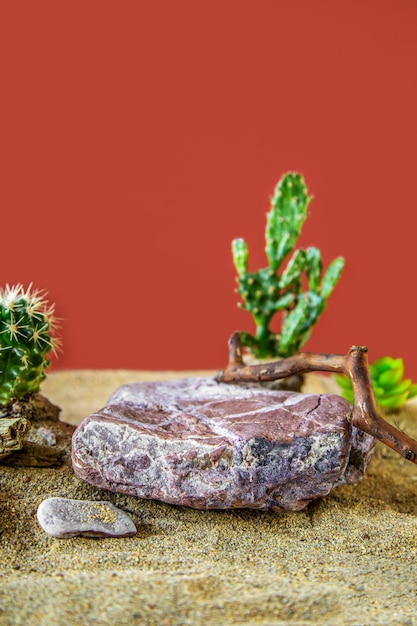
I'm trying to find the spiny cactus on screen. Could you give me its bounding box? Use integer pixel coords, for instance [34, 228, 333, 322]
[334, 356, 417, 409]
[232, 172, 345, 359]
[0, 284, 59, 405]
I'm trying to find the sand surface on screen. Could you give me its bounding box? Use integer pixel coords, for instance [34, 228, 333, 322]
[1, 370, 417, 626]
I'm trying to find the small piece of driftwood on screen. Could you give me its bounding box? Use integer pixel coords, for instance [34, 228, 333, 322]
[217, 332, 417, 464]
[0, 417, 30, 460]
[2, 441, 64, 467]
[0, 394, 63, 466]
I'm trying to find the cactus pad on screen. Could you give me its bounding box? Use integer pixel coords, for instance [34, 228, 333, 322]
[232, 172, 344, 358]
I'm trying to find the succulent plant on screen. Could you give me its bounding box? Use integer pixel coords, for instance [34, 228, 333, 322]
[334, 356, 417, 409]
[0, 284, 59, 405]
[232, 172, 345, 358]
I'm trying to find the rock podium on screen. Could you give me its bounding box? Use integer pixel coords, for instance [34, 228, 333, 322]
[72, 378, 376, 511]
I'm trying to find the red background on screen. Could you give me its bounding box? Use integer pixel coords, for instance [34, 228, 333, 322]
[1, 1, 416, 377]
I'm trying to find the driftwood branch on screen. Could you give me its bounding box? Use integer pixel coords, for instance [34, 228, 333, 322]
[0, 417, 30, 460]
[217, 332, 417, 464]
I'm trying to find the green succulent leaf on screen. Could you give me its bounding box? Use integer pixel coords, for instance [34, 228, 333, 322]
[386, 378, 413, 396]
[333, 374, 352, 390]
[378, 366, 405, 388]
[372, 385, 389, 399]
[333, 376, 354, 404]
[407, 383, 417, 399]
[370, 356, 403, 378]
[378, 391, 411, 409]
[343, 389, 354, 405]
[334, 354, 417, 410]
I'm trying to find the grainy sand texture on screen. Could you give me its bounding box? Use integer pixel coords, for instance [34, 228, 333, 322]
[1, 371, 416, 626]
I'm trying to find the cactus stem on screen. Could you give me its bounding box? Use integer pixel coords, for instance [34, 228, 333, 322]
[0, 284, 60, 405]
[232, 173, 343, 359]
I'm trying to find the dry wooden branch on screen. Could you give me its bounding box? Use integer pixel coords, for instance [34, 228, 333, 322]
[217, 332, 417, 464]
[0, 417, 30, 460]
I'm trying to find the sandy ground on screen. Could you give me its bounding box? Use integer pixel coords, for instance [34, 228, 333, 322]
[0, 370, 416, 626]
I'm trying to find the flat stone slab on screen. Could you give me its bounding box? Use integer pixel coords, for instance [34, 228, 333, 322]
[72, 378, 376, 511]
[37, 497, 137, 538]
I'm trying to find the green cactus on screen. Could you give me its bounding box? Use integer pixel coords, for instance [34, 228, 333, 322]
[334, 356, 417, 409]
[0, 284, 59, 406]
[232, 172, 345, 359]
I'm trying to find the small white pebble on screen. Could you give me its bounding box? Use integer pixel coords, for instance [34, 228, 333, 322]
[37, 497, 137, 538]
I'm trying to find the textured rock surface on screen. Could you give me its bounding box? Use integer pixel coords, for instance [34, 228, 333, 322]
[72, 378, 376, 511]
[37, 497, 137, 538]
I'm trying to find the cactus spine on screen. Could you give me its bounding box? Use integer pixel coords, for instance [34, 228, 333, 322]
[0, 284, 59, 405]
[232, 172, 345, 358]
